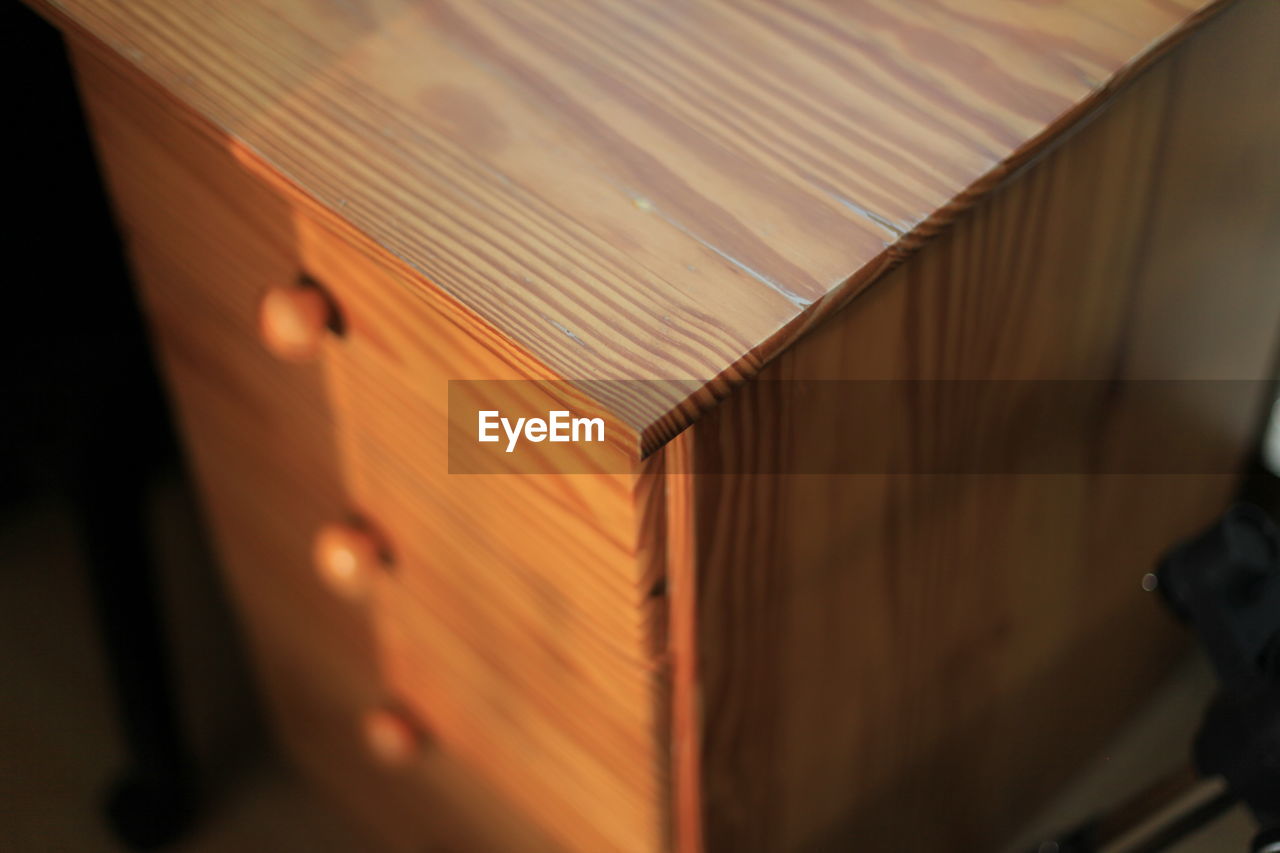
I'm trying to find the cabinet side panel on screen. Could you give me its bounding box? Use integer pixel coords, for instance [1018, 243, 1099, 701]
[68, 39, 582, 853]
[287, 217, 665, 853]
[686, 1, 1280, 850]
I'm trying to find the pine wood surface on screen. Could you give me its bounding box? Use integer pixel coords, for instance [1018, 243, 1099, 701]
[44, 0, 1280, 851]
[29, 0, 1239, 451]
[291, 211, 666, 852]
[69, 40, 569, 853]
[661, 0, 1280, 849]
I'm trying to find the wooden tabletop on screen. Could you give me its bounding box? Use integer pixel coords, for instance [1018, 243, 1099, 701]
[36, 0, 1231, 451]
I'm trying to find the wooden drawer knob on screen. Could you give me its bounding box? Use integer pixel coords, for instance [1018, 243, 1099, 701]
[313, 523, 383, 601]
[258, 283, 336, 362]
[362, 707, 423, 767]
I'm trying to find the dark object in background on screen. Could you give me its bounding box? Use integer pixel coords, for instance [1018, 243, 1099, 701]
[1035, 505, 1280, 853]
[6, 4, 196, 847]
[1164, 505, 1280, 851]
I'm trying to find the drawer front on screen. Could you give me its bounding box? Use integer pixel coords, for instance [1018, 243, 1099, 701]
[289, 213, 665, 853]
[71, 40, 564, 853]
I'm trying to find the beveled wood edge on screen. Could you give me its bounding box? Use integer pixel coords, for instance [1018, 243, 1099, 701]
[32, 0, 1241, 461]
[651, 431, 702, 853]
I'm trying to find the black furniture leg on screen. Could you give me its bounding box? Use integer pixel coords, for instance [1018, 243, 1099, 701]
[71, 429, 197, 850]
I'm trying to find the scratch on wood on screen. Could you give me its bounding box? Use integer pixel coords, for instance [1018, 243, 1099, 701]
[828, 194, 907, 240]
[549, 318, 589, 347]
[622, 186, 812, 309]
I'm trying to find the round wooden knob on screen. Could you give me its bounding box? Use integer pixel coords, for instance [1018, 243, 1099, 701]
[361, 707, 422, 766]
[313, 523, 382, 601]
[258, 285, 334, 362]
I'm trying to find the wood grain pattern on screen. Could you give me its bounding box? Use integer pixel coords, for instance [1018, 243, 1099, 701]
[71, 28, 683, 852]
[656, 436, 703, 853]
[51, 1, 1280, 851]
[664, 0, 1280, 849]
[68, 39, 565, 853]
[29, 0, 1239, 450]
[290, 209, 666, 852]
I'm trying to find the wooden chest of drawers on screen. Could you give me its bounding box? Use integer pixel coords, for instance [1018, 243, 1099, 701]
[33, 0, 1280, 850]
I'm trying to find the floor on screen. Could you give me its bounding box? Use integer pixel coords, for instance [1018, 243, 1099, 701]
[1005, 654, 1256, 852]
[0, 485, 371, 853]
[0, 475, 1264, 852]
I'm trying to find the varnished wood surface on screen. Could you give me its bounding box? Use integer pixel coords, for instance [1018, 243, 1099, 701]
[30, 0, 1237, 451]
[663, 0, 1280, 849]
[291, 209, 666, 852]
[71, 27, 680, 851]
[70, 41, 566, 853]
[52, 0, 1280, 850]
